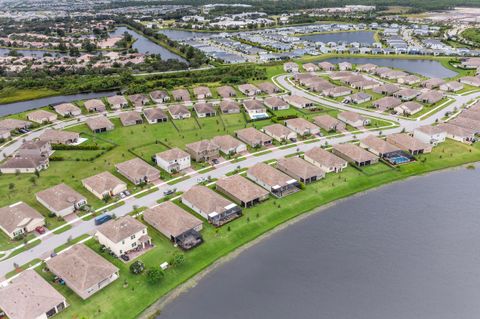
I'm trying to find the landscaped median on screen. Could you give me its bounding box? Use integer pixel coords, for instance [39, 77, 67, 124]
[24, 139, 480, 319]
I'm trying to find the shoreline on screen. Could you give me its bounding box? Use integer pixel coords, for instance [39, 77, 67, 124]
[138, 162, 475, 319]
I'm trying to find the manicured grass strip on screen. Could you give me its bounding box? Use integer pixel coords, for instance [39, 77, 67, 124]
[52, 224, 73, 235]
[8, 239, 41, 259]
[54, 234, 91, 254]
[6, 258, 42, 279]
[134, 187, 159, 199]
[167, 175, 190, 185]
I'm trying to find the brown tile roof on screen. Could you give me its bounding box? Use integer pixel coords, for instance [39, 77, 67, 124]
[373, 96, 402, 109]
[84, 99, 106, 111]
[27, 110, 57, 123]
[143, 201, 202, 238]
[46, 244, 118, 293]
[387, 133, 431, 151]
[156, 148, 190, 162]
[219, 100, 240, 113]
[172, 89, 190, 101]
[115, 158, 160, 182]
[211, 135, 245, 151]
[193, 86, 211, 97]
[216, 85, 237, 98]
[186, 139, 219, 154]
[304, 147, 347, 168]
[285, 118, 319, 132]
[257, 82, 279, 94]
[107, 95, 128, 106]
[150, 90, 169, 100]
[277, 157, 324, 180]
[119, 111, 143, 126]
[168, 104, 190, 116]
[313, 115, 342, 129]
[0, 155, 47, 170]
[38, 129, 79, 144]
[247, 163, 295, 188]
[263, 123, 295, 138]
[0, 270, 65, 319]
[235, 127, 272, 145]
[36, 183, 86, 212]
[53, 102, 80, 115]
[194, 102, 215, 114]
[216, 175, 269, 203]
[97, 215, 146, 243]
[82, 171, 126, 197]
[243, 99, 265, 111]
[143, 108, 167, 122]
[0, 119, 31, 131]
[360, 135, 399, 154]
[85, 116, 114, 131]
[182, 185, 234, 215]
[0, 202, 44, 234]
[264, 96, 288, 108]
[333, 143, 378, 163]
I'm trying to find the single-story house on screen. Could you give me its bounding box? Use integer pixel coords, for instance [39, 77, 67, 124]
[243, 99, 266, 114]
[344, 92, 372, 104]
[84, 99, 106, 112]
[193, 86, 212, 100]
[264, 96, 289, 110]
[318, 61, 335, 71]
[284, 62, 299, 73]
[238, 83, 261, 96]
[421, 78, 445, 89]
[338, 61, 352, 71]
[283, 95, 314, 109]
[115, 158, 161, 185]
[247, 163, 300, 198]
[216, 85, 237, 98]
[185, 140, 220, 162]
[263, 124, 297, 142]
[53, 102, 81, 117]
[46, 244, 119, 300]
[0, 201, 45, 239]
[356, 63, 377, 73]
[27, 110, 57, 124]
[36, 183, 87, 217]
[0, 119, 32, 133]
[143, 108, 168, 124]
[171, 89, 191, 101]
[219, 100, 240, 114]
[373, 96, 402, 110]
[211, 135, 247, 155]
[459, 76, 480, 87]
[350, 80, 379, 90]
[181, 185, 242, 227]
[394, 101, 423, 115]
[236, 127, 272, 148]
[284, 118, 320, 136]
[359, 135, 400, 157]
[150, 90, 170, 103]
[303, 147, 348, 173]
[338, 111, 370, 127]
[449, 117, 480, 134]
[168, 104, 191, 119]
[397, 74, 421, 85]
[276, 157, 325, 184]
[119, 111, 143, 126]
[323, 86, 352, 98]
[436, 123, 476, 144]
[417, 90, 444, 104]
[413, 125, 446, 146]
[143, 201, 203, 250]
[155, 148, 191, 173]
[332, 143, 379, 166]
[194, 102, 216, 117]
[216, 175, 270, 208]
[82, 171, 127, 200]
[0, 154, 49, 174]
[393, 88, 420, 101]
[85, 116, 114, 133]
[439, 81, 464, 92]
[313, 115, 345, 132]
[96, 215, 150, 257]
[38, 129, 80, 145]
[0, 129, 10, 140]
[257, 82, 280, 94]
[107, 95, 128, 109]
[386, 133, 432, 155]
[129, 94, 150, 108]
[372, 84, 400, 96]
[0, 270, 67, 319]
[303, 63, 319, 72]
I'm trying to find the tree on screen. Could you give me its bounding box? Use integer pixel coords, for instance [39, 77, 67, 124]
[146, 267, 164, 284]
[129, 260, 145, 275]
[171, 252, 185, 267]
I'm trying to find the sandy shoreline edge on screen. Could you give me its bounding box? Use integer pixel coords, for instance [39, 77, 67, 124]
[138, 163, 474, 319]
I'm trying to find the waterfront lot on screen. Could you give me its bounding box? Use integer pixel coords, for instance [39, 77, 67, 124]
[29, 139, 480, 319]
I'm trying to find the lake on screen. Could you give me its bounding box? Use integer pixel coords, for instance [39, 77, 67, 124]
[301, 31, 376, 45]
[324, 57, 457, 78]
[0, 92, 116, 117]
[110, 27, 187, 62]
[158, 29, 216, 41]
[160, 166, 480, 319]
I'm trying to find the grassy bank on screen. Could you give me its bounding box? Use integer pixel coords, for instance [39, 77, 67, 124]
[31, 139, 480, 319]
[0, 88, 59, 105]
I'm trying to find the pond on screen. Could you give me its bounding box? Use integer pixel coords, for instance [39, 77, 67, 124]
[159, 166, 480, 319]
[301, 31, 376, 45]
[110, 27, 187, 62]
[324, 57, 457, 78]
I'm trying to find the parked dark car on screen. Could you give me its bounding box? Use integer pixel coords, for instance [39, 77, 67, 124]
[94, 213, 112, 226]
[120, 254, 130, 261]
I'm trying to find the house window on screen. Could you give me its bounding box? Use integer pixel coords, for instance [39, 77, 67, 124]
[132, 242, 137, 248]
[130, 234, 135, 240]
[122, 240, 125, 244]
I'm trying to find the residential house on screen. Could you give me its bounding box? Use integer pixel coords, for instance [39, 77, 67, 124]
[211, 135, 247, 155]
[413, 125, 446, 145]
[185, 140, 220, 162]
[247, 163, 300, 198]
[39, 129, 80, 145]
[107, 95, 128, 109]
[194, 102, 216, 117]
[449, 117, 480, 134]
[96, 215, 150, 257]
[439, 81, 464, 92]
[0, 154, 49, 174]
[181, 185, 242, 226]
[0, 119, 32, 133]
[257, 82, 280, 94]
[116, 158, 160, 185]
[53, 102, 81, 117]
[143, 108, 168, 124]
[332, 143, 378, 166]
[17, 140, 52, 158]
[27, 110, 57, 124]
[372, 84, 400, 95]
[313, 115, 345, 132]
[397, 75, 421, 85]
[338, 61, 352, 71]
[172, 89, 191, 102]
[304, 147, 348, 173]
[119, 111, 143, 126]
[284, 95, 314, 109]
[264, 96, 289, 110]
[155, 148, 191, 173]
[359, 135, 401, 157]
[82, 171, 127, 200]
[417, 90, 444, 104]
[84, 99, 106, 112]
[143, 201, 203, 250]
[85, 116, 114, 133]
[243, 99, 266, 114]
[168, 104, 191, 119]
[0, 202, 45, 239]
[436, 123, 475, 144]
[46, 244, 119, 300]
[263, 124, 297, 142]
[216, 175, 270, 208]
[373, 96, 402, 110]
[129, 94, 150, 108]
[323, 86, 352, 98]
[235, 127, 272, 148]
[238, 83, 261, 96]
[459, 76, 480, 87]
[150, 90, 170, 103]
[36, 183, 87, 217]
[318, 61, 335, 71]
[356, 63, 377, 73]
[351, 80, 379, 90]
[387, 133, 432, 155]
[283, 62, 299, 73]
[338, 111, 370, 127]
[216, 85, 237, 98]
[0, 270, 67, 319]
[394, 101, 423, 115]
[193, 86, 212, 100]
[276, 157, 325, 184]
[393, 88, 420, 101]
[303, 63, 319, 72]
[284, 118, 320, 136]
[219, 100, 240, 114]
[344, 92, 372, 104]
[421, 78, 445, 89]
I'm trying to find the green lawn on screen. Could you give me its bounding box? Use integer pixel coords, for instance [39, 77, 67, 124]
[0, 88, 59, 104]
[28, 139, 480, 319]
